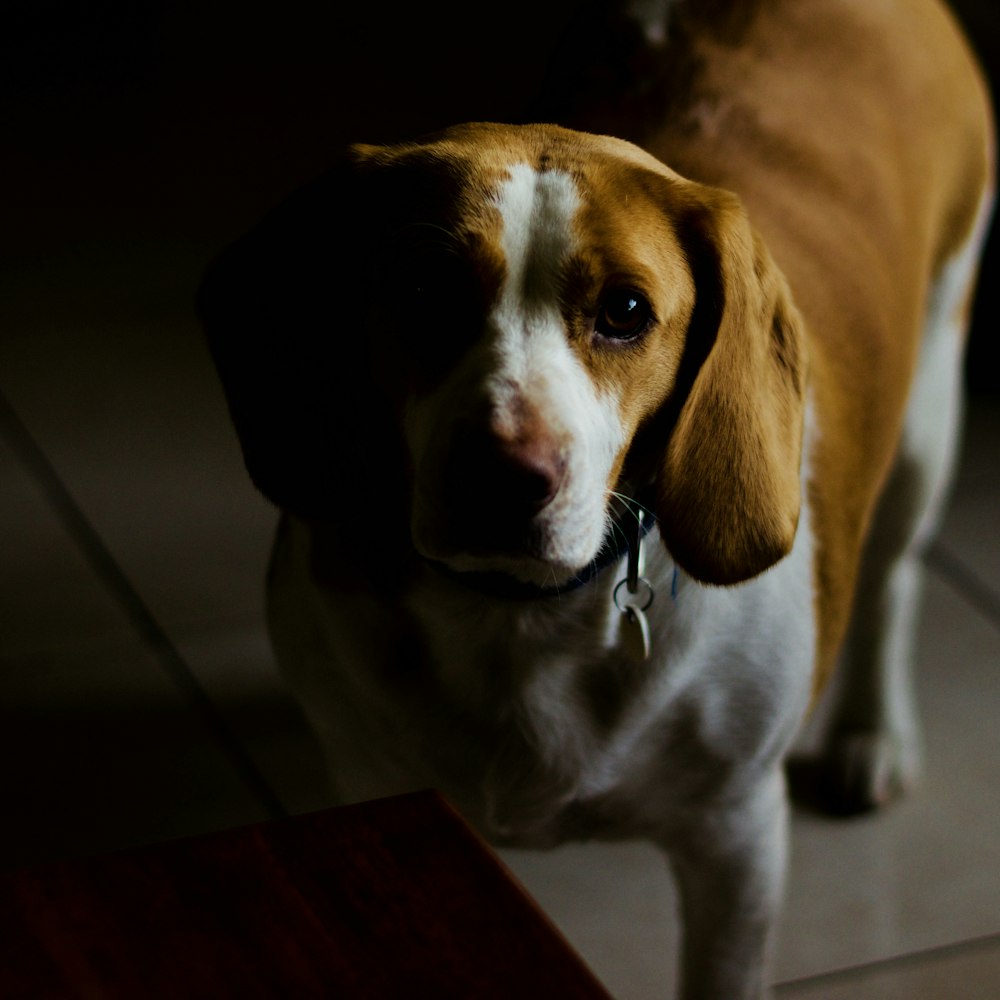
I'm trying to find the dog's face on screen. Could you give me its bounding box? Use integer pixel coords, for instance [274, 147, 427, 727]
[201, 123, 807, 586]
[366, 132, 696, 585]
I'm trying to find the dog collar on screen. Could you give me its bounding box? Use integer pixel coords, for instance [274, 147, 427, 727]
[425, 503, 658, 602]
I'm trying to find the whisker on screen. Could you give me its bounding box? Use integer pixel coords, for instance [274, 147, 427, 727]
[606, 514, 629, 551]
[608, 490, 658, 527]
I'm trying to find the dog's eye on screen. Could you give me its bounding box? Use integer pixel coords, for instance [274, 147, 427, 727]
[595, 289, 653, 341]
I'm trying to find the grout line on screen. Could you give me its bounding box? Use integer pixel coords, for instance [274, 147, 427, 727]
[925, 539, 1000, 631]
[0, 387, 289, 822]
[774, 930, 1000, 994]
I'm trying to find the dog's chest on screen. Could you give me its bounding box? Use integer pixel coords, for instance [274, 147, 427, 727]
[398, 562, 699, 841]
[272, 518, 817, 846]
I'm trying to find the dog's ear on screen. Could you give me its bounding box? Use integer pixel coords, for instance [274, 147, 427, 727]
[197, 147, 405, 522]
[654, 185, 807, 585]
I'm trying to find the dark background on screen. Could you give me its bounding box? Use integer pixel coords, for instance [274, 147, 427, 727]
[2, 0, 998, 388]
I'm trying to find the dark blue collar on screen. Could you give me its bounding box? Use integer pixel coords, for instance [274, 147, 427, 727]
[425, 505, 657, 601]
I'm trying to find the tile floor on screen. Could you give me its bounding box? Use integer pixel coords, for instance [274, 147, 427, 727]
[2, 231, 999, 998]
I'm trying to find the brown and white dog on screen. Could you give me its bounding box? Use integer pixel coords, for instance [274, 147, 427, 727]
[200, 2, 994, 997]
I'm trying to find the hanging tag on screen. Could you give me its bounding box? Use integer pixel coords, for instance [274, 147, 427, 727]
[613, 503, 656, 662]
[621, 605, 651, 662]
[614, 576, 655, 663]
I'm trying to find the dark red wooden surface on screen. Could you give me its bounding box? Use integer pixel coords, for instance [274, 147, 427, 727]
[0, 790, 611, 998]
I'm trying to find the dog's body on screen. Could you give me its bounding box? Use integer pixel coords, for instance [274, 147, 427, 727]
[201, 2, 994, 997]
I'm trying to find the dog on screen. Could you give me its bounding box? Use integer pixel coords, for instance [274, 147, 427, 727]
[198, 2, 994, 997]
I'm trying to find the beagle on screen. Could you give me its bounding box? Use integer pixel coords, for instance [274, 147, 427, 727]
[199, 1, 994, 997]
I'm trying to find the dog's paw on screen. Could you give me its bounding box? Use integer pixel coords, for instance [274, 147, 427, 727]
[818, 729, 922, 815]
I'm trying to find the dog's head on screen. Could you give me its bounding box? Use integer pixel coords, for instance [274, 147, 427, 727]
[199, 123, 806, 587]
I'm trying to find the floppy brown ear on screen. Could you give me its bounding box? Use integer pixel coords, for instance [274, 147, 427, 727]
[655, 187, 807, 585]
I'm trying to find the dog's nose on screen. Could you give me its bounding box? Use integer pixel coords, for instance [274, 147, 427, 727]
[494, 434, 567, 513]
[454, 425, 567, 515]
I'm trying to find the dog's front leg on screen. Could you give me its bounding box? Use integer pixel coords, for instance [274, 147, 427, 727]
[664, 766, 788, 1000]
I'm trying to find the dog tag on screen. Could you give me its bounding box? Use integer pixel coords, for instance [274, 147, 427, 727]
[614, 510, 655, 663]
[621, 605, 651, 662]
[614, 574, 655, 664]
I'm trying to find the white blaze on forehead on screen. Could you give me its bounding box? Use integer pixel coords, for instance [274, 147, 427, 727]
[488, 163, 584, 397]
[493, 163, 580, 313]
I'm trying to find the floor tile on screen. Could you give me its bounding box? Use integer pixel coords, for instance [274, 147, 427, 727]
[0, 636, 271, 872]
[936, 393, 1000, 596]
[1, 398, 277, 869]
[2, 251, 363, 827]
[0, 248, 278, 634]
[778, 571, 1000, 981]
[501, 840, 679, 1000]
[776, 936, 1000, 999]
[0, 422, 128, 654]
[2, 384, 294, 867]
[171, 620, 332, 818]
